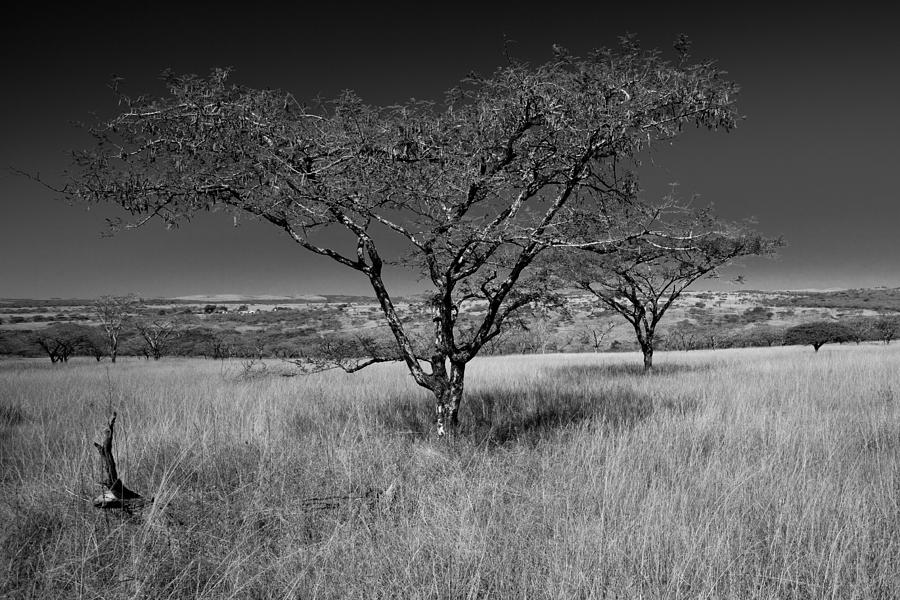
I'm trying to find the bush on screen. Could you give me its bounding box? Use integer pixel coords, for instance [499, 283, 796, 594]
[873, 315, 900, 344]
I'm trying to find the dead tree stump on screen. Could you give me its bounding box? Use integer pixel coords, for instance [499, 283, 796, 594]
[92, 412, 150, 511]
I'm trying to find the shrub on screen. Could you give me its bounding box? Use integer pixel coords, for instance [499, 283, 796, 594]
[873, 315, 900, 344]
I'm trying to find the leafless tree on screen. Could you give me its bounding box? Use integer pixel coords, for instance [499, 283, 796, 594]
[58, 38, 740, 433]
[666, 326, 698, 352]
[93, 294, 138, 362]
[519, 304, 562, 354]
[581, 321, 618, 352]
[135, 318, 178, 360]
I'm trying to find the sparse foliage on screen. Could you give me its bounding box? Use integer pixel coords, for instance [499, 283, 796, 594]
[60, 39, 740, 431]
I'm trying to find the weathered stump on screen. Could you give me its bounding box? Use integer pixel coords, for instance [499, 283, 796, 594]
[92, 412, 150, 511]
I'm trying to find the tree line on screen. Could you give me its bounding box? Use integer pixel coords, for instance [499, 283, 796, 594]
[5, 292, 896, 366]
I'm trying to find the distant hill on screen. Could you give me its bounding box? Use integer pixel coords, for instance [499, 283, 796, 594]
[772, 288, 900, 312]
[3, 288, 900, 357]
[170, 294, 378, 304]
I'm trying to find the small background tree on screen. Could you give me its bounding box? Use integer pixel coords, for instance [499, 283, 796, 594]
[79, 326, 109, 361]
[563, 205, 780, 370]
[737, 324, 785, 347]
[94, 295, 138, 362]
[783, 321, 856, 352]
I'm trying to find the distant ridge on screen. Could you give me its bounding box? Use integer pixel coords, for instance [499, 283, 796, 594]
[169, 293, 377, 304]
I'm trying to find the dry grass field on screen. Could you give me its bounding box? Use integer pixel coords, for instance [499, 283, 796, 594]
[1, 345, 899, 598]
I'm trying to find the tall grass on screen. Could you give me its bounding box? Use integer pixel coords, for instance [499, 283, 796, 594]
[1, 345, 898, 598]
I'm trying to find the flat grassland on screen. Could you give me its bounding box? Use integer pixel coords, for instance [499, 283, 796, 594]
[1, 345, 899, 598]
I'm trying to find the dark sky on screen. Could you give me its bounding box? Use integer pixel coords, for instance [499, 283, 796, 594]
[2, 3, 897, 298]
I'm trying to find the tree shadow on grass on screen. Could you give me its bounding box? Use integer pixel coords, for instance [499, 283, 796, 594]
[375, 382, 700, 447]
[547, 362, 715, 379]
[463, 386, 654, 446]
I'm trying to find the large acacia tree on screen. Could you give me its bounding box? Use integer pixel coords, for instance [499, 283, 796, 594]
[61, 38, 739, 433]
[564, 206, 780, 370]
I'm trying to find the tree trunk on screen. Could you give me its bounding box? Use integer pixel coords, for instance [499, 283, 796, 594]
[435, 362, 465, 436]
[642, 346, 653, 371]
[634, 322, 655, 372]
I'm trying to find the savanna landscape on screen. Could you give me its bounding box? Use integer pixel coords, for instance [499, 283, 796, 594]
[2, 337, 899, 598]
[3, 6, 900, 599]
